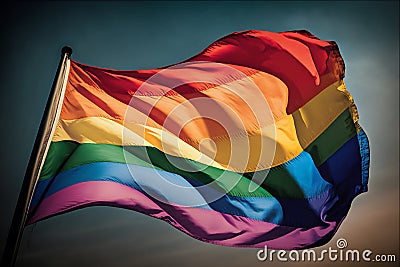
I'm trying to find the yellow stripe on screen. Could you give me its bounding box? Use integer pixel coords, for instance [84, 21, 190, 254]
[292, 80, 350, 148]
[53, 115, 301, 172]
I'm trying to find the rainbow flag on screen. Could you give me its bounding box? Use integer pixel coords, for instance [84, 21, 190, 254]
[28, 30, 370, 249]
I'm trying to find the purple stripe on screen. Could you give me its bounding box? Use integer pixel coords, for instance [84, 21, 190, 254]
[28, 181, 338, 249]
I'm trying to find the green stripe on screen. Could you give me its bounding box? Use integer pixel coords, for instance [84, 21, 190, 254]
[40, 142, 273, 197]
[304, 108, 357, 166]
[243, 108, 356, 196]
[39, 109, 356, 198]
[40, 141, 79, 180]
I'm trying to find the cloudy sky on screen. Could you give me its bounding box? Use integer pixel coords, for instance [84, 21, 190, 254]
[0, 1, 398, 267]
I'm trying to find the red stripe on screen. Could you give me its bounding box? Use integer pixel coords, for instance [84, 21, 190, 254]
[67, 30, 343, 116]
[187, 30, 344, 113]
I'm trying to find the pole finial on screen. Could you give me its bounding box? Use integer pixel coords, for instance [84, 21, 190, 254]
[61, 46, 73, 58]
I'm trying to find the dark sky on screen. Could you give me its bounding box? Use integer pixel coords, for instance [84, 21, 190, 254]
[0, 1, 398, 267]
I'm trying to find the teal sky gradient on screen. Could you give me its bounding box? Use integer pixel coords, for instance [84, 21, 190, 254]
[0, 1, 398, 266]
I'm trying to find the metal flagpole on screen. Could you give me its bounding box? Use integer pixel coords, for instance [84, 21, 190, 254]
[1, 46, 73, 267]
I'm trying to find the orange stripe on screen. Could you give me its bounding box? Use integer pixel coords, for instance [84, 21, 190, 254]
[61, 70, 289, 140]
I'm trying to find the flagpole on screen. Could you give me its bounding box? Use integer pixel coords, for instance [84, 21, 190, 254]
[1, 46, 72, 267]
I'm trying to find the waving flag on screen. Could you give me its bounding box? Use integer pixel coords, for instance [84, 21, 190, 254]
[26, 30, 369, 249]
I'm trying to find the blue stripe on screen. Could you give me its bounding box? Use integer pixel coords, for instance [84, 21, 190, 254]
[309, 131, 369, 246]
[318, 133, 363, 189]
[316, 132, 367, 224]
[31, 161, 340, 227]
[31, 132, 368, 227]
[357, 130, 370, 191]
[31, 162, 286, 224]
[31, 161, 337, 227]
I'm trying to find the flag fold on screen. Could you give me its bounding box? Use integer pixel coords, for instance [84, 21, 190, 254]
[28, 30, 370, 249]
